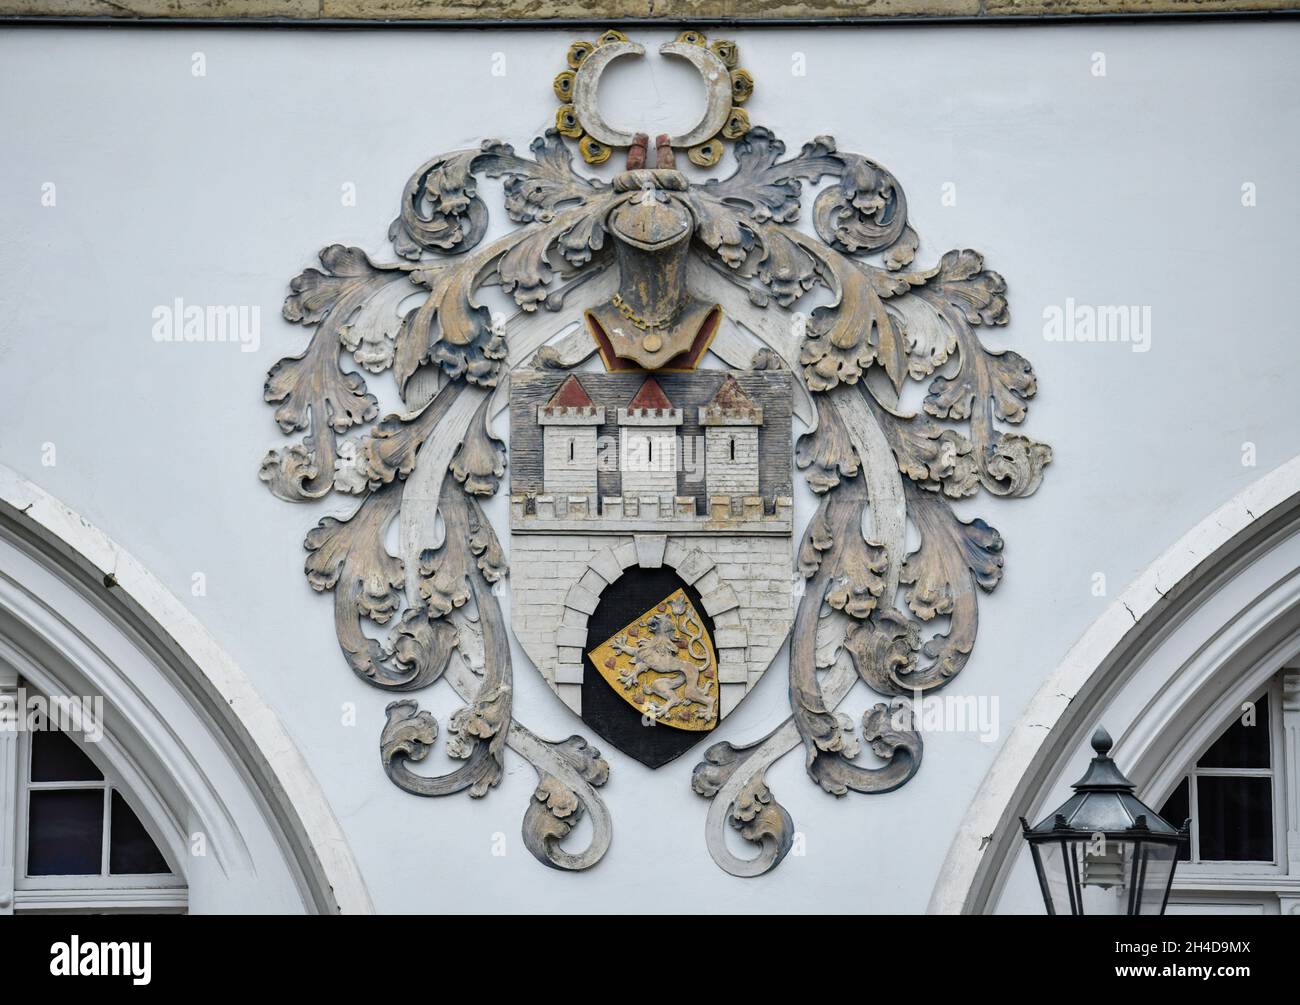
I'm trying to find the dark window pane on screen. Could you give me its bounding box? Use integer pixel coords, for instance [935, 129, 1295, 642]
[30, 728, 103, 783]
[27, 789, 104, 875]
[1158, 777, 1191, 861]
[1198, 694, 1270, 769]
[1196, 776, 1273, 861]
[109, 791, 170, 875]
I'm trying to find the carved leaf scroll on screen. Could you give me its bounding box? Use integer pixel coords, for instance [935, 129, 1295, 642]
[522, 736, 611, 871]
[692, 731, 795, 875]
[679, 117, 1049, 875]
[260, 49, 1052, 878]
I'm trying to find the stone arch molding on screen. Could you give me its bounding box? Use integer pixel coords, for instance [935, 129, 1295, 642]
[549, 536, 748, 715]
[0, 464, 373, 914]
[930, 455, 1300, 915]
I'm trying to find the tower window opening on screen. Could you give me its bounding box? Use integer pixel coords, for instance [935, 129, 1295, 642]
[729, 436, 735, 461]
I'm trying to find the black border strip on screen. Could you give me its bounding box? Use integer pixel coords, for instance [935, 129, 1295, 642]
[0, 10, 1298, 30]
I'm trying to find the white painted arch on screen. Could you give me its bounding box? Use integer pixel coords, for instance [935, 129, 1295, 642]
[0, 465, 373, 915]
[930, 456, 1300, 914]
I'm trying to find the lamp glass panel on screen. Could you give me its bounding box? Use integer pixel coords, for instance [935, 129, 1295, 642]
[1131, 842, 1179, 915]
[1031, 840, 1072, 915]
[1074, 838, 1133, 915]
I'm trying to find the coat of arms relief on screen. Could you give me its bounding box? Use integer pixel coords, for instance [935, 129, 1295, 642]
[259, 29, 1052, 875]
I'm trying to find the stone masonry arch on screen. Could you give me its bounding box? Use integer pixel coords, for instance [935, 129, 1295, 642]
[551, 534, 749, 715]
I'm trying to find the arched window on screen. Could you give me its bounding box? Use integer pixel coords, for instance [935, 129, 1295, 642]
[0, 469, 370, 914]
[6, 682, 185, 914]
[729, 436, 735, 461]
[1158, 678, 1283, 869]
[931, 462, 1300, 916]
[1149, 670, 1299, 914]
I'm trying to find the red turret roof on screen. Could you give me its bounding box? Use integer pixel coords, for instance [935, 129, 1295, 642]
[546, 374, 593, 408]
[706, 375, 757, 411]
[627, 377, 674, 411]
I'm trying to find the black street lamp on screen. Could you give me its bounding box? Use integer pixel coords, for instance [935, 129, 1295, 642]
[1021, 727, 1189, 915]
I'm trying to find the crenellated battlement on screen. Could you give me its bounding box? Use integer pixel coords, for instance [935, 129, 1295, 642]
[511, 492, 794, 535]
[538, 404, 605, 425]
[510, 369, 794, 542]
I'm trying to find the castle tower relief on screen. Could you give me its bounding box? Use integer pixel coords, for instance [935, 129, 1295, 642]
[509, 369, 794, 764]
[539, 375, 605, 512]
[617, 377, 682, 507]
[700, 374, 762, 501]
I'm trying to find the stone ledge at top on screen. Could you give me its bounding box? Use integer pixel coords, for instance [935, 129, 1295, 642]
[4, 0, 1296, 21]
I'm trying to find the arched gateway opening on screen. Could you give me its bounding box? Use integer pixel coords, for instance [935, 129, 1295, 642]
[581, 565, 719, 768]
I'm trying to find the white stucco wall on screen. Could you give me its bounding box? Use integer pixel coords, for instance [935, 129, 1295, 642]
[1, 23, 1297, 913]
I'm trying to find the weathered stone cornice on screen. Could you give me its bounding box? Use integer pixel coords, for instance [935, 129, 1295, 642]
[1, 0, 1297, 24]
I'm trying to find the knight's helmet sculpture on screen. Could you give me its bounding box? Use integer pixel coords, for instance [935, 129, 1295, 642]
[261, 27, 1050, 872]
[584, 138, 721, 371]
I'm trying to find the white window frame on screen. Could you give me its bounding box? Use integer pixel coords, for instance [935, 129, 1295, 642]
[1169, 675, 1287, 879]
[1163, 668, 1300, 913]
[3, 675, 186, 915]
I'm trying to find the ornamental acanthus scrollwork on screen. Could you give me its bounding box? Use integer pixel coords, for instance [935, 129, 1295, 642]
[257, 29, 1052, 876]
